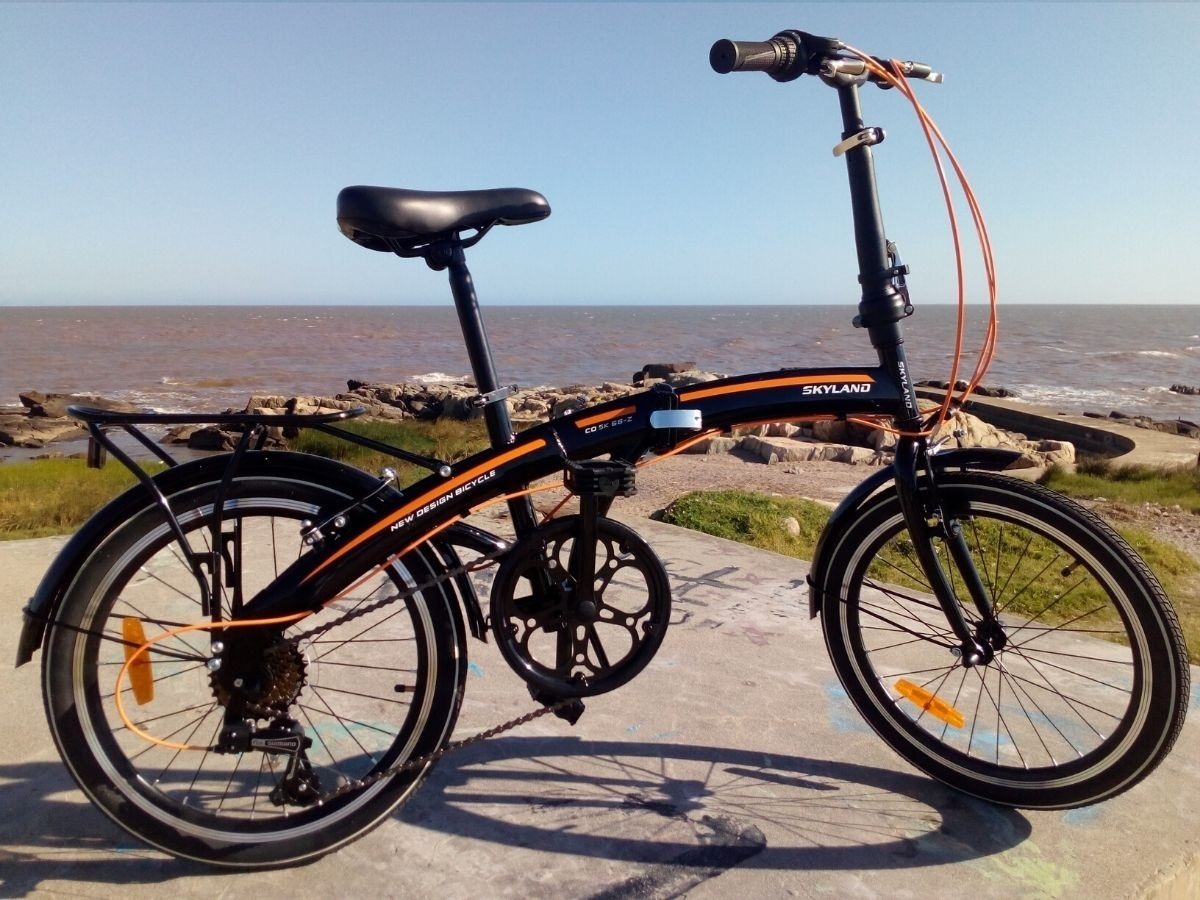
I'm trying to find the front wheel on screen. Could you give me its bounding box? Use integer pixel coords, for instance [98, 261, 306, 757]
[42, 464, 467, 867]
[819, 472, 1189, 809]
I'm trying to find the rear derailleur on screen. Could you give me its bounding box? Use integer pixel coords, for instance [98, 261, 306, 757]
[216, 717, 321, 807]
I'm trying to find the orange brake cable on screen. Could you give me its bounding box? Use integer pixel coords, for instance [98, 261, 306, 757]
[836, 45, 999, 438]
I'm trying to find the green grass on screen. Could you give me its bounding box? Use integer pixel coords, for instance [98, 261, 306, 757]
[289, 418, 488, 486]
[0, 419, 489, 541]
[0, 458, 164, 540]
[660, 489, 831, 559]
[1041, 458, 1200, 513]
[663, 487, 1200, 663]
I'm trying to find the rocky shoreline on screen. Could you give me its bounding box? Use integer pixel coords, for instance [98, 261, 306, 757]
[2, 369, 1196, 470]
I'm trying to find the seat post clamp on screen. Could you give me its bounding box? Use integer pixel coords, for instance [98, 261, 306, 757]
[469, 384, 519, 409]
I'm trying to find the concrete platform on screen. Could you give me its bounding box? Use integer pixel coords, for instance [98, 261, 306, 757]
[2, 519, 1197, 899]
[915, 387, 1199, 469]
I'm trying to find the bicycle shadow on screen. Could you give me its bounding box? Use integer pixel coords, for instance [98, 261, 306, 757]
[402, 735, 1031, 882]
[0, 738, 1031, 895]
[0, 759, 208, 894]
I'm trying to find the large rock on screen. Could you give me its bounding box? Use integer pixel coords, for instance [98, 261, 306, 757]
[1, 391, 138, 449]
[633, 362, 698, 385]
[19, 391, 139, 419]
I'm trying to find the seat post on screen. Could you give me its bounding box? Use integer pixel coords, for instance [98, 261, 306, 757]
[445, 245, 513, 444]
[445, 243, 541, 533]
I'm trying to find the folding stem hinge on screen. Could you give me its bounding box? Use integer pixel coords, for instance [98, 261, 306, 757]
[469, 384, 519, 409]
[833, 126, 885, 157]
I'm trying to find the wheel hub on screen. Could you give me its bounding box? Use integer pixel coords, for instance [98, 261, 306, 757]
[210, 635, 308, 720]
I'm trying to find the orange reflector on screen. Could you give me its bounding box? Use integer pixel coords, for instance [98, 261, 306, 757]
[122, 617, 155, 705]
[894, 679, 964, 728]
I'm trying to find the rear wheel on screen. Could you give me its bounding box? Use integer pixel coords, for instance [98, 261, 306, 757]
[819, 473, 1189, 809]
[43, 466, 466, 867]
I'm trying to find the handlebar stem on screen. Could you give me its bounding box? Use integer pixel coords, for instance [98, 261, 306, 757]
[835, 83, 923, 428]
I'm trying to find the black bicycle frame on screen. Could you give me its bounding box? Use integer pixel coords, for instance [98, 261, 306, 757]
[67, 75, 990, 662]
[234, 75, 971, 631]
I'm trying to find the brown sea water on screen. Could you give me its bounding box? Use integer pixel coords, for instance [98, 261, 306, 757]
[1, 304, 1197, 421]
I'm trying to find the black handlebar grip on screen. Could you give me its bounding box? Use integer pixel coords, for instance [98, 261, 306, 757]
[710, 33, 806, 82]
[709, 39, 778, 73]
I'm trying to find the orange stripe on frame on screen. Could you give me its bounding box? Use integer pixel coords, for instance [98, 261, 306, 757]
[301, 439, 547, 583]
[678, 374, 875, 402]
[573, 405, 636, 428]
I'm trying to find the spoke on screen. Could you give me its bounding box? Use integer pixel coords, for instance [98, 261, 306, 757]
[997, 550, 1072, 621]
[882, 662, 966, 681]
[316, 660, 419, 674]
[869, 554, 929, 593]
[124, 699, 217, 731]
[993, 659, 1124, 731]
[1006, 644, 1133, 665]
[991, 528, 1039, 614]
[308, 593, 410, 663]
[1009, 601, 1118, 650]
[127, 624, 208, 669]
[994, 656, 1079, 764]
[307, 683, 414, 707]
[859, 586, 959, 647]
[128, 702, 220, 764]
[183, 717, 228, 807]
[966, 668, 988, 758]
[96, 645, 206, 666]
[859, 586, 949, 623]
[1002, 645, 1133, 703]
[296, 695, 395, 757]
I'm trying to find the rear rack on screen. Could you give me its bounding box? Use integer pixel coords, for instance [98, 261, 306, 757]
[69, 404, 369, 471]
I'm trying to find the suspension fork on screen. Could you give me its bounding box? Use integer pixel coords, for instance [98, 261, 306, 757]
[892, 439, 996, 665]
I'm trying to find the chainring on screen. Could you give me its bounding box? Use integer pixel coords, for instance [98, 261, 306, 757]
[489, 515, 671, 698]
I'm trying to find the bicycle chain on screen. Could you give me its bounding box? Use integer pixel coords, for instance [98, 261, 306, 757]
[277, 539, 572, 805]
[287, 544, 508, 645]
[317, 697, 572, 804]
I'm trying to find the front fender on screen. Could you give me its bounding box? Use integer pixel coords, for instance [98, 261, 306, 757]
[16, 452, 491, 666]
[806, 447, 1024, 618]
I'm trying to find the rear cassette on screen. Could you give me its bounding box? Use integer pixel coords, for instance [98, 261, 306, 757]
[489, 515, 671, 698]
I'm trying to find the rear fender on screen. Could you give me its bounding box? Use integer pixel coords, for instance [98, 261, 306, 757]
[806, 447, 1025, 618]
[16, 452, 490, 665]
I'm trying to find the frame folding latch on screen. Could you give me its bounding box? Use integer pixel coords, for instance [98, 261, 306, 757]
[833, 126, 885, 157]
[649, 409, 702, 430]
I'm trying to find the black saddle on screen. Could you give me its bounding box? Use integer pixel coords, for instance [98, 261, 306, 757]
[337, 186, 550, 253]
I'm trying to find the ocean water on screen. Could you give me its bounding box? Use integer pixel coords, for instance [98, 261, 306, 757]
[0, 304, 1197, 421]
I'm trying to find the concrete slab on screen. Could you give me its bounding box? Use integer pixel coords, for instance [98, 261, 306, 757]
[915, 387, 1200, 469]
[1, 519, 1197, 899]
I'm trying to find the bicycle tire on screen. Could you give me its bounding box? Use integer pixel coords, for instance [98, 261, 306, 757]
[42, 460, 466, 867]
[818, 472, 1189, 809]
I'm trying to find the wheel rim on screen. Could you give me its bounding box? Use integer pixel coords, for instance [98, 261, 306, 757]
[62, 491, 444, 848]
[833, 491, 1153, 788]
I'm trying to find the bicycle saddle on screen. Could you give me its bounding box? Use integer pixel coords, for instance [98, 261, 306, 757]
[337, 186, 550, 252]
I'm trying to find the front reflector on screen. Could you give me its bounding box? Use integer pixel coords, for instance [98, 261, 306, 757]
[894, 678, 964, 728]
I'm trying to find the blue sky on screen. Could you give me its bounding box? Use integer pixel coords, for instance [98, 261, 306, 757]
[2, 2, 1197, 307]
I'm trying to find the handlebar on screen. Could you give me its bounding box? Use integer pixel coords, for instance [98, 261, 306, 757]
[710, 30, 943, 85]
